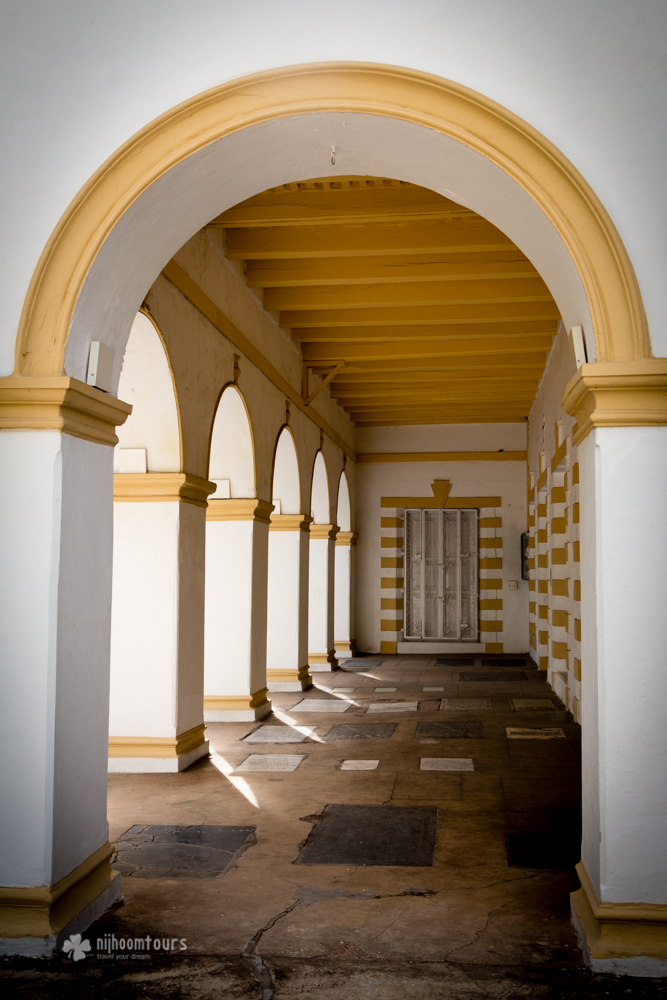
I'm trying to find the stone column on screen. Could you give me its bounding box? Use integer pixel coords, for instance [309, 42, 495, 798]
[108, 473, 214, 772]
[334, 530, 358, 659]
[563, 362, 667, 975]
[308, 523, 339, 672]
[204, 498, 273, 721]
[0, 378, 130, 955]
[266, 513, 313, 692]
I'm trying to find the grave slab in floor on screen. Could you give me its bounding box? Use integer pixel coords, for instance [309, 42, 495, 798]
[461, 671, 527, 682]
[242, 725, 314, 743]
[295, 804, 438, 866]
[415, 721, 484, 739]
[367, 702, 419, 713]
[506, 727, 566, 739]
[509, 698, 557, 711]
[322, 723, 396, 741]
[441, 697, 492, 711]
[291, 699, 353, 712]
[112, 824, 256, 879]
[234, 754, 305, 771]
[420, 757, 474, 771]
[340, 759, 379, 770]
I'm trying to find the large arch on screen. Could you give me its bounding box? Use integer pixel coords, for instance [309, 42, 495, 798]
[11, 62, 652, 392]
[208, 384, 256, 497]
[271, 426, 301, 514]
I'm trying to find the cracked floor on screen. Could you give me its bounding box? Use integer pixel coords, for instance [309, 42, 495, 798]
[4, 655, 665, 998]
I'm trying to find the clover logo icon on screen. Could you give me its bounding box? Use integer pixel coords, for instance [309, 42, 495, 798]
[62, 933, 91, 961]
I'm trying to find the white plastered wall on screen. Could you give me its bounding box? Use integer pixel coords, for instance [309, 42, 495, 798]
[355, 424, 528, 654]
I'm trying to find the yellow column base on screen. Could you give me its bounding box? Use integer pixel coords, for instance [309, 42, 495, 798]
[571, 861, 667, 976]
[204, 687, 271, 722]
[308, 650, 338, 673]
[334, 639, 357, 657]
[267, 664, 312, 692]
[0, 843, 121, 953]
[108, 723, 209, 773]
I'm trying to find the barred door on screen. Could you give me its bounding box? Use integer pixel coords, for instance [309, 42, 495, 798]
[404, 508, 478, 641]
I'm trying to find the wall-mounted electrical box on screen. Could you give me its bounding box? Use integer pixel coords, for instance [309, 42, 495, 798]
[86, 341, 114, 393]
[571, 326, 588, 369]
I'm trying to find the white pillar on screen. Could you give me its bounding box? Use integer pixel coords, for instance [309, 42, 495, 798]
[334, 530, 357, 659]
[266, 514, 312, 691]
[0, 378, 130, 955]
[308, 523, 338, 672]
[204, 499, 273, 720]
[108, 473, 213, 772]
[570, 425, 667, 974]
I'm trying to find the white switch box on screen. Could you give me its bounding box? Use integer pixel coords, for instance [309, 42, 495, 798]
[87, 341, 114, 392]
[507, 580, 518, 590]
[571, 326, 588, 369]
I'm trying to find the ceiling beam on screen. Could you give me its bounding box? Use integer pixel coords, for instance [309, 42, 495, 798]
[302, 336, 554, 363]
[225, 217, 514, 259]
[283, 301, 560, 328]
[294, 320, 557, 343]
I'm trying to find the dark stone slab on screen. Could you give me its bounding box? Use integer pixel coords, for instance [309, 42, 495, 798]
[295, 804, 437, 866]
[415, 721, 483, 739]
[460, 671, 527, 682]
[341, 659, 383, 670]
[506, 830, 581, 870]
[435, 657, 474, 666]
[481, 658, 526, 667]
[113, 824, 256, 879]
[322, 723, 396, 741]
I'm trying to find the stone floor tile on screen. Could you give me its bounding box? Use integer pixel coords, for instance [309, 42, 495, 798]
[442, 697, 492, 711]
[367, 702, 419, 713]
[420, 757, 474, 771]
[234, 754, 305, 771]
[242, 725, 314, 743]
[340, 759, 380, 770]
[291, 699, 353, 712]
[506, 727, 566, 739]
[509, 698, 557, 711]
[374, 686, 397, 692]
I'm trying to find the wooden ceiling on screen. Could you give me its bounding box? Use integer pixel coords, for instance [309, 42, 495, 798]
[209, 177, 560, 426]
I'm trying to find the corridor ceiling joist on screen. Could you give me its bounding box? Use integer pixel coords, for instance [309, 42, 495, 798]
[209, 178, 561, 426]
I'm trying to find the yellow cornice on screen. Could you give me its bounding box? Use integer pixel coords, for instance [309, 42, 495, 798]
[14, 61, 650, 382]
[562, 360, 667, 446]
[358, 451, 526, 463]
[0, 376, 132, 447]
[206, 497, 274, 523]
[108, 723, 207, 758]
[336, 530, 358, 547]
[309, 522, 340, 540]
[269, 513, 313, 531]
[113, 472, 215, 507]
[0, 842, 118, 938]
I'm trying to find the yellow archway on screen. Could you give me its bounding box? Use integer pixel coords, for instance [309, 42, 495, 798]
[14, 62, 652, 378]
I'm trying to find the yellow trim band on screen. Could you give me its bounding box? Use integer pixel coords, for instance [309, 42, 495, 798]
[204, 688, 270, 712]
[114, 472, 215, 507]
[563, 359, 667, 446]
[572, 861, 667, 961]
[0, 376, 132, 447]
[206, 498, 274, 523]
[0, 843, 119, 938]
[108, 723, 207, 759]
[269, 513, 313, 531]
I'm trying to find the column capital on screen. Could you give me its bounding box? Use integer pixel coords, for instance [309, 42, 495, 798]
[206, 497, 274, 523]
[0, 375, 132, 447]
[269, 513, 313, 532]
[562, 359, 667, 446]
[114, 472, 215, 507]
[335, 531, 358, 547]
[310, 523, 340, 541]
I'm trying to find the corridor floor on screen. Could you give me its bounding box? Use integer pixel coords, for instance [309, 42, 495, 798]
[4, 655, 665, 998]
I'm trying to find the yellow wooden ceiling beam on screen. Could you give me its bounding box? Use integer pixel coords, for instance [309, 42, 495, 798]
[244, 252, 537, 287]
[355, 415, 528, 426]
[312, 354, 550, 376]
[283, 301, 560, 328]
[225, 217, 514, 259]
[302, 335, 554, 363]
[210, 179, 471, 228]
[265, 277, 552, 311]
[295, 320, 557, 343]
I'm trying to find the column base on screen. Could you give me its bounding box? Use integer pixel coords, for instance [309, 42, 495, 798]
[204, 687, 271, 722]
[0, 844, 122, 957]
[108, 724, 209, 773]
[571, 862, 667, 977]
[267, 665, 312, 692]
[308, 649, 338, 673]
[334, 639, 357, 657]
